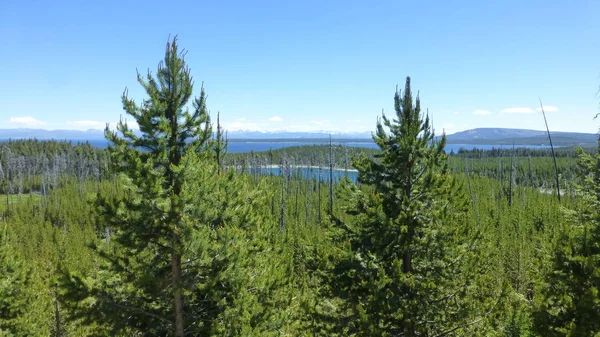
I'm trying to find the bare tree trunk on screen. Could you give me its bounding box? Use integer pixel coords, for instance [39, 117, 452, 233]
[509, 145, 514, 207]
[0, 160, 5, 217]
[295, 180, 300, 221]
[328, 135, 334, 216]
[528, 156, 533, 187]
[465, 158, 479, 227]
[280, 158, 286, 231]
[317, 163, 322, 224]
[17, 156, 24, 202]
[344, 147, 348, 179]
[27, 159, 32, 195]
[305, 179, 311, 227]
[540, 100, 561, 202]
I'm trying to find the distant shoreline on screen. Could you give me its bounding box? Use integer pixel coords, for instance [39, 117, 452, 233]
[234, 164, 359, 173]
[227, 138, 374, 143]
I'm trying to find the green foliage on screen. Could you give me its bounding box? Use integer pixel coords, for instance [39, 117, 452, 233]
[57, 37, 305, 337]
[0, 226, 32, 336]
[60, 36, 215, 336]
[214, 111, 228, 170]
[0, 55, 597, 336]
[532, 143, 600, 336]
[226, 144, 378, 170]
[324, 77, 500, 336]
[182, 159, 301, 335]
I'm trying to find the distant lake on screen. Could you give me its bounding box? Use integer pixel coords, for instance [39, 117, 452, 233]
[247, 166, 359, 183]
[66, 139, 559, 153]
[228, 142, 558, 153]
[227, 140, 378, 152]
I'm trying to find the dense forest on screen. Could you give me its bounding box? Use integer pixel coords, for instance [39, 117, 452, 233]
[1, 38, 599, 337]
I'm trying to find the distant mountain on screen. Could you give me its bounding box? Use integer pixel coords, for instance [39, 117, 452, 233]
[225, 130, 373, 140]
[446, 128, 548, 141]
[0, 127, 596, 147]
[0, 128, 373, 141]
[0, 128, 106, 140]
[443, 128, 598, 146]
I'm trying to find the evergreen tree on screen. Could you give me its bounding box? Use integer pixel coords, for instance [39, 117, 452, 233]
[330, 77, 498, 336]
[0, 225, 31, 336]
[214, 111, 228, 171]
[532, 136, 600, 336]
[180, 157, 301, 335]
[60, 37, 212, 336]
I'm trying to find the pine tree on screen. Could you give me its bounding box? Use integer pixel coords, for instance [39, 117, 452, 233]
[330, 77, 498, 336]
[180, 157, 301, 335]
[59, 36, 299, 337]
[60, 37, 213, 336]
[0, 225, 31, 336]
[532, 136, 600, 336]
[214, 111, 228, 171]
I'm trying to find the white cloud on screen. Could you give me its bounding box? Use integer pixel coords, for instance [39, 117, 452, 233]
[223, 120, 262, 131]
[220, 117, 369, 133]
[440, 123, 456, 134]
[536, 106, 559, 112]
[104, 119, 139, 131]
[501, 107, 534, 113]
[268, 116, 283, 122]
[453, 112, 460, 115]
[8, 116, 46, 126]
[67, 120, 106, 130]
[473, 110, 491, 115]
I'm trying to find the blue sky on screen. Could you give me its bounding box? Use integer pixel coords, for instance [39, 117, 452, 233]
[1, 0, 599, 134]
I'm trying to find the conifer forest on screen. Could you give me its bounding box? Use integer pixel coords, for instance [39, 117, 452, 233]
[1, 38, 600, 337]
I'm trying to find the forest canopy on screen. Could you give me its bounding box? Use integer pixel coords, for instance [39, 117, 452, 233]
[1, 38, 599, 337]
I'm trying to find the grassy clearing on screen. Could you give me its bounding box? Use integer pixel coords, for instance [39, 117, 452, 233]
[0, 194, 42, 211]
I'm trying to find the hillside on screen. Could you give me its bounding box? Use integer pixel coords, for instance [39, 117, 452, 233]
[444, 128, 597, 146]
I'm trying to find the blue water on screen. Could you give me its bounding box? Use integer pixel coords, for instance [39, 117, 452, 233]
[230, 142, 557, 153]
[227, 140, 378, 153]
[82, 139, 557, 153]
[254, 166, 359, 183]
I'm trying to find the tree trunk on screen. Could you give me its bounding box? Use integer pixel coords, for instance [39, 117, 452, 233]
[317, 164, 322, 224]
[295, 181, 299, 221]
[54, 286, 61, 337]
[165, 89, 186, 336]
[402, 250, 412, 273]
[280, 176, 286, 231]
[509, 150, 514, 207]
[172, 252, 184, 337]
[402, 163, 414, 274]
[328, 135, 334, 216]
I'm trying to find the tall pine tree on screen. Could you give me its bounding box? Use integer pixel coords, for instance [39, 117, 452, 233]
[329, 77, 499, 336]
[532, 135, 600, 336]
[61, 37, 213, 336]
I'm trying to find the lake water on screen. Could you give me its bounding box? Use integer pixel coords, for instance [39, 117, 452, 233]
[228, 142, 558, 153]
[55, 139, 558, 184]
[82, 139, 557, 153]
[247, 166, 359, 183]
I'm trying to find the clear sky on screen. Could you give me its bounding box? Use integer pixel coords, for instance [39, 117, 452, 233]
[1, 0, 599, 134]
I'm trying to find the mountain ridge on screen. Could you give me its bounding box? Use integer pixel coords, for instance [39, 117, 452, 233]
[0, 127, 597, 146]
[442, 128, 597, 146]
